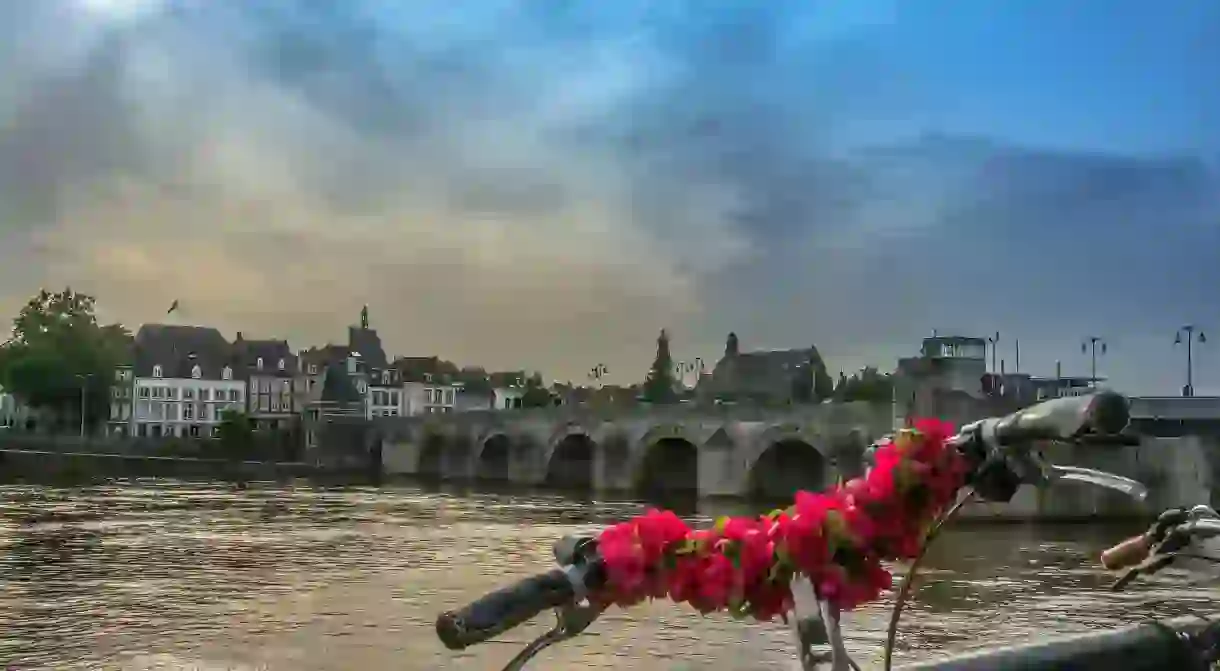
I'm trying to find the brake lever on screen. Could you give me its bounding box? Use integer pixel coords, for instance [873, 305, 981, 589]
[499, 602, 606, 671]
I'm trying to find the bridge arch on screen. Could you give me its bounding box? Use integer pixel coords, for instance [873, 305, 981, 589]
[543, 427, 597, 490]
[416, 427, 448, 479]
[633, 424, 701, 496]
[746, 425, 829, 501]
[474, 432, 512, 482]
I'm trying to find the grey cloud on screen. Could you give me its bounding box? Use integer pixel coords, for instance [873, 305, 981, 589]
[0, 1, 1215, 393]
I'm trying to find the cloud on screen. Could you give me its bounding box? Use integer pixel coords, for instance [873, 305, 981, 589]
[1, 1, 1217, 393]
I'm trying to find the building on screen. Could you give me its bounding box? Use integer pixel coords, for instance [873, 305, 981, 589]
[131, 324, 245, 439]
[393, 357, 459, 415]
[697, 332, 829, 405]
[232, 333, 304, 434]
[107, 354, 136, 437]
[0, 385, 30, 429]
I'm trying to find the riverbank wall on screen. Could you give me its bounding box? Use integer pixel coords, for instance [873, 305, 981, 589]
[959, 435, 1220, 521]
[0, 434, 321, 482]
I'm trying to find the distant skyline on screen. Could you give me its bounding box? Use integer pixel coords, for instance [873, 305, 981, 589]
[1, 1, 1216, 394]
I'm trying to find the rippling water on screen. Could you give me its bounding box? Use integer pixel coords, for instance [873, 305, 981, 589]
[1, 480, 1217, 670]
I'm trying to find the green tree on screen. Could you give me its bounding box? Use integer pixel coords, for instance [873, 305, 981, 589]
[832, 366, 894, 404]
[642, 329, 677, 404]
[520, 372, 554, 408]
[0, 288, 131, 432]
[216, 409, 256, 461]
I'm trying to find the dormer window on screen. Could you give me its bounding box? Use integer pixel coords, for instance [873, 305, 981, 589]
[308, 364, 317, 374]
[381, 371, 390, 384]
[152, 365, 163, 379]
[277, 358, 285, 370]
[191, 365, 202, 379]
[222, 366, 232, 380]
[256, 357, 264, 370]
[424, 373, 433, 383]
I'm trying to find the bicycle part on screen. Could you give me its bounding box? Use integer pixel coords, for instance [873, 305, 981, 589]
[499, 602, 606, 671]
[897, 614, 1214, 670]
[436, 565, 592, 649]
[990, 390, 1130, 445]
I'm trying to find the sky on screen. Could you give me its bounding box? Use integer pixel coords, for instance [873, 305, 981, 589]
[1, 0, 1218, 394]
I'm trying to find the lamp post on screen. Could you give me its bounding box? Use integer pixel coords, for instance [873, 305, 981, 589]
[1082, 337, 1107, 388]
[75, 373, 93, 438]
[589, 364, 608, 388]
[987, 332, 1000, 374]
[1175, 325, 1207, 397]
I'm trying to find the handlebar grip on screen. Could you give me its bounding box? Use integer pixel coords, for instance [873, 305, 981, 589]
[1101, 534, 1152, 570]
[435, 567, 577, 650]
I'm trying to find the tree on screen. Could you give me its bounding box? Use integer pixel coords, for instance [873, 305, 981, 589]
[642, 329, 677, 404]
[216, 409, 256, 461]
[520, 371, 554, 407]
[832, 366, 894, 404]
[0, 288, 131, 432]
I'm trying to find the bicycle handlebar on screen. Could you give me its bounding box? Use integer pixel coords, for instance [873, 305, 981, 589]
[985, 391, 1129, 446]
[1101, 534, 1152, 570]
[436, 567, 588, 650]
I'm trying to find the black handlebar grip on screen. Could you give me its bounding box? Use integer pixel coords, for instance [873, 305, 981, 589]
[435, 567, 577, 650]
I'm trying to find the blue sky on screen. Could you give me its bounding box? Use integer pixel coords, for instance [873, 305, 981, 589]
[0, 0, 1216, 393]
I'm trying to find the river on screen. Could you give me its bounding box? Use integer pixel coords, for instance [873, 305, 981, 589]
[0, 481, 1217, 670]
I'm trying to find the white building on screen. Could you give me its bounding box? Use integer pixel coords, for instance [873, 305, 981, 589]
[368, 366, 402, 418]
[492, 386, 526, 410]
[0, 385, 30, 429]
[131, 325, 245, 439]
[399, 374, 459, 415]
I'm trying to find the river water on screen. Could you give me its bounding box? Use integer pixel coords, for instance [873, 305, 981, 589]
[0, 481, 1217, 671]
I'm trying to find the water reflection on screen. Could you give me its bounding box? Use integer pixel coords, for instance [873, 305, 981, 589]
[0, 481, 1214, 671]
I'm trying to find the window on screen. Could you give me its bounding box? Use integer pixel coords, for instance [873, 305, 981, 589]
[184, 403, 194, 420]
[152, 364, 163, 378]
[183, 388, 194, 400]
[138, 387, 149, 399]
[308, 364, 317, 374]
[222, 366, 232, 380]
[381, 371, 390, 384]
[424, 373, 433, 383]
[200, 388, 210, 401]
[256, 357, 264, 370]
[389, 391, 399, 407]
[191, 365, 202, 379]
[229, 389, 240, 402]
[189, 425, 200, 438]
[357, 381, 367, 394]
[444, 389, 454, 405]
[277, 358, 285, 370]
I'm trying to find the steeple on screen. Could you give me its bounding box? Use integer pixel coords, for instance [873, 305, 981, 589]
[725, 332, 739, 357]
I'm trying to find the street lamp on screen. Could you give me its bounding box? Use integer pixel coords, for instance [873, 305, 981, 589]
[588, 364, 608, 387]
[1081, 337, 1107, 388]
[1175, 325, 1207, 397]
[75, 373, 93, 438]
[987, 332, 1000, 374]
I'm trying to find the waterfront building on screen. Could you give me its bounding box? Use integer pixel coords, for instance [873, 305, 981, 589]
[232, 333, 303, 433]
[131, 324, 245, 439]
[394, 357, 459, 415]
[106, 356, 136, 437]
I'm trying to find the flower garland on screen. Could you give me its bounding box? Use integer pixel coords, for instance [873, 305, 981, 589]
[592, 418, 970, 621]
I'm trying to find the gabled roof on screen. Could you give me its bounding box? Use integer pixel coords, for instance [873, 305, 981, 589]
[134, 324, 239, 380]
[233, 335, 297, 378]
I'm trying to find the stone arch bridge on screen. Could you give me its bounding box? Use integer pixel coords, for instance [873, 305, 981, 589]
[329, 403, 894, 499]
